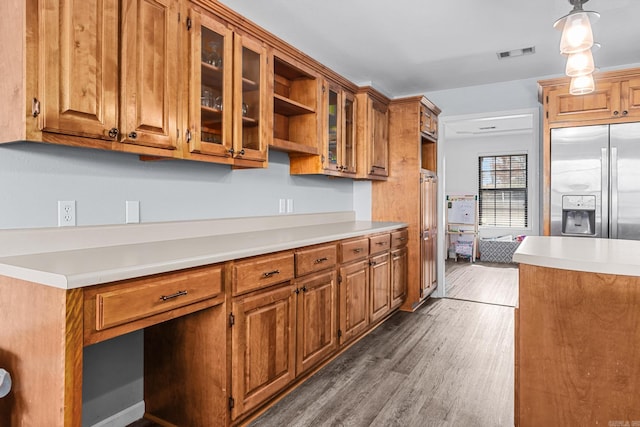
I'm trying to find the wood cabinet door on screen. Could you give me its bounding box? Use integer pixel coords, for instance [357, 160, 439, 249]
[186, 7, 233, 158]
[546, 80, 619, 123]
[120, 0, 179, 150]
[390, 246, 408, 310]
[339, 259, 369, 345]
[341, 90, 357, 174]
[369, 251, 390, 324]
[621, 76, 640, 120]
[295, 270, 338, 375]
[421, 233, 437, 298]
[323, 80, 341, 174]
[231, 283, 296, 419]
[233, 31, 269, 163]
[369, 100, 389, 177]
[40, 0, 119, 140]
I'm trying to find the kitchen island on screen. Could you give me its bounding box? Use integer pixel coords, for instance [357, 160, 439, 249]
[513, 236, 640, 426]
[0, 212, 407, 426]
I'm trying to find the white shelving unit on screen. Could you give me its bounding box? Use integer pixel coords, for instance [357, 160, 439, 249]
[445, 195, 478, 262]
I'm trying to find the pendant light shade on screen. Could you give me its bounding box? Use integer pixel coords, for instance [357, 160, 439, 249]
[559, 12, 594, 54]
[565, 49, 595, 77]
[570, 74, 595, 95]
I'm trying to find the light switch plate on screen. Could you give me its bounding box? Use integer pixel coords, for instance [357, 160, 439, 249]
[126, 201, 140, 223]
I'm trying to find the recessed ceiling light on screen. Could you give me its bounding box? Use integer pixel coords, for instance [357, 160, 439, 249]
[497, 46, 536, 60]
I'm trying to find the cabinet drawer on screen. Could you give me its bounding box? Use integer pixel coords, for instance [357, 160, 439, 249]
[391, 229, 409, 248]
[369, 233, 391, 254]
[233, 251, 295, 295]
[295, 243, 337, 276]
[340, 237, 370, 264]
[94, 266, 223, 331]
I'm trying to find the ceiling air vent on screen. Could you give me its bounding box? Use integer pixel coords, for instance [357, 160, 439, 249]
[497, 46, 536, 60]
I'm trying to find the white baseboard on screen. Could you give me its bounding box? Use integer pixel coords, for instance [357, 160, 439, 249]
[91, 401, 145, 427]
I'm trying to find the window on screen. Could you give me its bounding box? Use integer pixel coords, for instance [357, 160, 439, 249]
[478, 154, 528, 227]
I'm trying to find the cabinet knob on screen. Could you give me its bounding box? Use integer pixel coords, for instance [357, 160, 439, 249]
[128, 132, 138, 139]
[185, 129, 192, 143]
[238, 149, 245, 156]
[622, 110, 628, 116]
[614, 111, 619, 116]
[301, 286, 307, 293]
[108, 128, 119, 139]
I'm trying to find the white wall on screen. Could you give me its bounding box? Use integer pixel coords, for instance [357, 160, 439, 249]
[442, 124, 539, 239]
[0, 142, 359, 425]
[0, 143, 356, 229]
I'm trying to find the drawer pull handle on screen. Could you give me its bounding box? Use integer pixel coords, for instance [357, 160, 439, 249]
[376, 241, 387, 246]
[160, 290, 188, 301]
[262, 270, 280, 278]
[353, 248, 363, 253]
[314, 257, 329, 264]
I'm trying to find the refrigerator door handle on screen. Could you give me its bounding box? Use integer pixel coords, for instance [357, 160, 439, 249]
[601, 147, 609, 238]
[611, 147, 619, 239]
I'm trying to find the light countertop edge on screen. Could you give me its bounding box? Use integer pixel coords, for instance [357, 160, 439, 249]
[0, 221, 406, 289]
[513, 235, 640, 277]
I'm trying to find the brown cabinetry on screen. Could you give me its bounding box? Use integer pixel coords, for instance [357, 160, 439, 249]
[270, 52, 321, 155]
[539, 67, 640, 234]
[356, 87, 390, 180]
[185, 4, 269, 166]
[390, 229, 409, 310]
[230, 245, 337, 421]
[295, 269, 338, 375]
[36, 0, 181, 156]
[231, 282, 297, 420]
[290, 80, 357, 177]
[373, 96, 440, 311]
[119, 0, 180, 152]
[543, 73, 640, 124]
[515, 263, 640, 425]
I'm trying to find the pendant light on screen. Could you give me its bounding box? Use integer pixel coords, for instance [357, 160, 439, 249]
[554, 0, 600, 95]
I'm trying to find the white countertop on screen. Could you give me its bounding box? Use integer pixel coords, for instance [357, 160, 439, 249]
[0, 218, 405, 289]
[513, 236, 640, 277]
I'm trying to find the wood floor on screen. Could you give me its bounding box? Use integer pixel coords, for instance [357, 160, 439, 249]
[444, 260, 519, 307]
[249, 298, 514, 427]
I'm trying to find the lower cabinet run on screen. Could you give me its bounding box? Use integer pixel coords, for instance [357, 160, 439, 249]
[0, 227, 406, 426]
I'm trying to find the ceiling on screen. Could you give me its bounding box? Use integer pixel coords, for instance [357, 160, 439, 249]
[219, 0, 640, 97]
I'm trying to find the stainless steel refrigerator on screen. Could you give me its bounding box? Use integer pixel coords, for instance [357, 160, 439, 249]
[550, 122, 640, 240]
[421, 169, 437, 297]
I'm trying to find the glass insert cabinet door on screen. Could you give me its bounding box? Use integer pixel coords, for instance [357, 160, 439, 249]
[233, 33, 268, 162]
[187, 10, 233, 158]
[342, 91, 356, 174]
[326, 85, 340, 171]
[324, 81, 356, 174]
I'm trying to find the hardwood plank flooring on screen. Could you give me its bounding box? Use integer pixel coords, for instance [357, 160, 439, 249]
[445, 260, 518, 307]
[249, 298, 514, 427]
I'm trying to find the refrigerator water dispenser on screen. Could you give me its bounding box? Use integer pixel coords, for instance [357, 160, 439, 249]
[561, 195, 596, 236]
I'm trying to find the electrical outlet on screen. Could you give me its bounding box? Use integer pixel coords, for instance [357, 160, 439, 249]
[58, 201, 76, 227]
[286, 199, 294, 214]
[278, 199, 286, 214]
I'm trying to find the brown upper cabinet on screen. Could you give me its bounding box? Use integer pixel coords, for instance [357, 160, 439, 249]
[289, 80, 357, 177]
[356, 87, 390, 180]
[270, 51, 321, 156]
[540, 68, 640, 125]
[16, 0, 181, 158]
[3, 0, 404, 177]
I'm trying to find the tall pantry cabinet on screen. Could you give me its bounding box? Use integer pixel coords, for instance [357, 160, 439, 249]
[372, 96, 440, 311]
